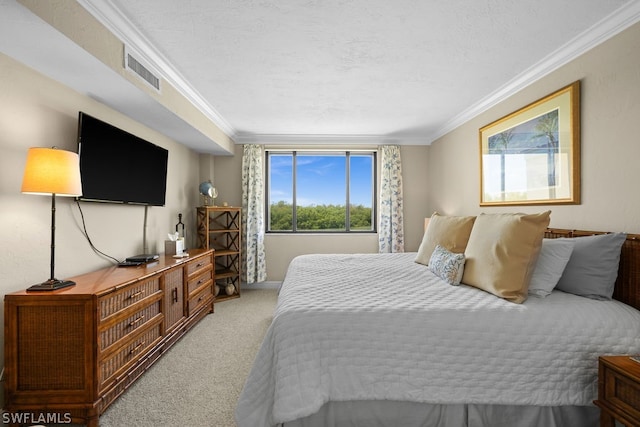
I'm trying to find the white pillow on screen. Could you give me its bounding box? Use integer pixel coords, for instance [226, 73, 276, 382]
[555, 233, 627, 300]
[528, 238, 575, 297]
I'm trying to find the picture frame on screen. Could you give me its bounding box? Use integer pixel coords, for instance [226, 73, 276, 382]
[479, 81, 581, 206]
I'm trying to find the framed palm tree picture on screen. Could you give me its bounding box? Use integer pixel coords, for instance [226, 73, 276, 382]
[479, 81, 581, 206]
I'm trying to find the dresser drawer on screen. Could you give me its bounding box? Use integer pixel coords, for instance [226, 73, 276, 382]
[99, 299, 162, 352]
[98, 318, 163, 391]
[187, 268, 213, 295]
[99, 274, 162, 320]
[186, 254, 213, 277]
[188, 284, 213, 315]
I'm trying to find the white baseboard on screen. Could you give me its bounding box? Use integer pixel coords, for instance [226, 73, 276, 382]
[242, 281, 281, 289]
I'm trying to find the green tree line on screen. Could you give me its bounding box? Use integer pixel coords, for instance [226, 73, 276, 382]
[270, 201, 372, 231]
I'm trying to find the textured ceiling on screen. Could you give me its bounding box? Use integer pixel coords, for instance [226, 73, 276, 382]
[97, 0, 637, 143]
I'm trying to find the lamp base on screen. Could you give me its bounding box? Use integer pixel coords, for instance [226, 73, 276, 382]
[27, 279, 76, 292]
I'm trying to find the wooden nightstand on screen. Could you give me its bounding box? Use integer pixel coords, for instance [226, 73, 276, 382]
[594, 355, 640, 427]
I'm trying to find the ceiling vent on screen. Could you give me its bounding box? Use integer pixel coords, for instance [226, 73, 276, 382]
[124, 45, 161, 93]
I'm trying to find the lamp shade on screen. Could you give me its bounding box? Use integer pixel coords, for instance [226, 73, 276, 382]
[21, 147, 82, 197]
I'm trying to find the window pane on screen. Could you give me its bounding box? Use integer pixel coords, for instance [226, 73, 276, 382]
[296, 154, 346, 231]
[266, 151, 375, 233]
[349, 154, 374, 231]
[269, 154, 293, 231]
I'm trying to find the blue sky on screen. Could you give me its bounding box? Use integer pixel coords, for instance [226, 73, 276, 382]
[269, 154, 373, 206]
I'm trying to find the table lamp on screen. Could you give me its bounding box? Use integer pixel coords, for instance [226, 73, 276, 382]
[21, 147, 82, 291]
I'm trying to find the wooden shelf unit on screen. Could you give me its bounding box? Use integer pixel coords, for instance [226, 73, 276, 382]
[3, 249, 214, 427]
[196, 206, 241, 302]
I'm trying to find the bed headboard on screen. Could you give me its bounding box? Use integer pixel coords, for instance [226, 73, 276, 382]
[422, 218, 640, 310]
[545, 228, 640, 311]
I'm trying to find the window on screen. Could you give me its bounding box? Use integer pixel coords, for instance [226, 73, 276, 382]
[266, 150, 376, 233]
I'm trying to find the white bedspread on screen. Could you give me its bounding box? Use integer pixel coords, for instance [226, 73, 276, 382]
[235, 253, 640, 427]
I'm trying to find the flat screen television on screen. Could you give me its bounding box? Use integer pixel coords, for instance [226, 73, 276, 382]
[77, 112, 168, 206]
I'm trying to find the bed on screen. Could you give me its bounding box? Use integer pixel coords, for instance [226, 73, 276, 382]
[235, 213, 640, 427]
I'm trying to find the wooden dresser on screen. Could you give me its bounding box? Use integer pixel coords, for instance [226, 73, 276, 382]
[4, 249, 214, 427]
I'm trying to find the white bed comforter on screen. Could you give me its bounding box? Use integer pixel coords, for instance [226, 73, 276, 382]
[235, 253, 640, 427]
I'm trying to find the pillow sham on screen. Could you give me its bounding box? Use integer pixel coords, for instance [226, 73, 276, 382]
[555, 232, 626, 300]
[461, 211, 551, 304]
[415, 212, 476, 266]
[428, 245, 466, 285]
[528, 238, 575, 297]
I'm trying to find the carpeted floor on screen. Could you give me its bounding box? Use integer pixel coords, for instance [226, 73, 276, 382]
[98, 287, 278, 427]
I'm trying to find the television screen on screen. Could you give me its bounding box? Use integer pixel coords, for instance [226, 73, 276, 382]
[77, 112, 168, 206]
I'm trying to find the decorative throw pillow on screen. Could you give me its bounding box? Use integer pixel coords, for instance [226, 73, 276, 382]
[428, 245, 466, 285]
[528, 238, 575, 297]
[461, 211, 551, 304]
[415, 212, 476, 265]
[555, 232, 627, 300]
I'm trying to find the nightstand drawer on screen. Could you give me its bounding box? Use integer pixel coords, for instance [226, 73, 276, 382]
[603, 362, 640, 421]
[596, 356, 640, 427]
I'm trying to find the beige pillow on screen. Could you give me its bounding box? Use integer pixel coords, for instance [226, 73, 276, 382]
[415, 212, 476, 265]
[461, 211, 551, 304]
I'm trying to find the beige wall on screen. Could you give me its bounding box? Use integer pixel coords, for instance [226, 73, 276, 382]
[428, 21, 640, 233]
[214, 145, 429, 280]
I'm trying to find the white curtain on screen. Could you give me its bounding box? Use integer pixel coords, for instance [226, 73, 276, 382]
[241, 144, 267, 283]
[378, 145, 404, 253]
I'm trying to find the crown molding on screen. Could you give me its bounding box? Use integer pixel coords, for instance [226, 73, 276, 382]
[428, 0, 640, 144]
[77, 0, 237, 140]
[235, 133, 428, 145]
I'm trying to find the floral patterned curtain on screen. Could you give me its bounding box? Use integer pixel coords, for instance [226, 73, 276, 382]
[378, 145, 404, 253]
[241, 144, 267, 283]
